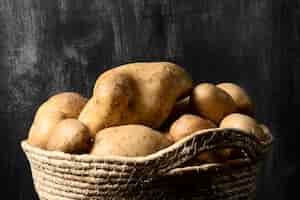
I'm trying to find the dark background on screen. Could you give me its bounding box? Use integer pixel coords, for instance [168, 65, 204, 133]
[0, 0, 299, 199]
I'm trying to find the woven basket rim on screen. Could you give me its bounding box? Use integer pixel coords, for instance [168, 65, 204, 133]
[21, 128, 273, 164]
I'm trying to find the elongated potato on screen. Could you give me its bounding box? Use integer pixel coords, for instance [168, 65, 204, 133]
[79, 62, 193, 136]
[190, 83, 237, 124]
[90, 125, 172, 157]
[217, 83, 254, 115]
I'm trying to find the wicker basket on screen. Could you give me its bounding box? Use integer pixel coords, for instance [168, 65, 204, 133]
[21, 128, 273, 200]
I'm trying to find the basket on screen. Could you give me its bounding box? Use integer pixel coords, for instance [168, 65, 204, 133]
[21, 128, 273, 200]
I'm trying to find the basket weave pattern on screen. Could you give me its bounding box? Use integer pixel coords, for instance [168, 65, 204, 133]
[22, 128, 272, 200]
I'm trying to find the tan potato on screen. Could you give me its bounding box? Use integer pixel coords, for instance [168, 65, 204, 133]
[220, 113, 265, 141]
[27, 111, 66, 148]
[46, 119, 91, 154]
[79, 62, 193, 137]
[168, 114, 217, 142]
[259, 123, 271, 141]
[36, 92, 88, 119]
[90, 125, 172, 157]
[198, 149, 232, 163]
[27, 92, 88, 149]
[190, 83, 237, 124]
[167, 114, 232, 163]
[217, 83, 254, 115]
[159, 96, 192, 132]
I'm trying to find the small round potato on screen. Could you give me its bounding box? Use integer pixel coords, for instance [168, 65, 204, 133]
[220, 113, 265, 141]
[46, 119, 91, 154]
[168, 114, 217, 142]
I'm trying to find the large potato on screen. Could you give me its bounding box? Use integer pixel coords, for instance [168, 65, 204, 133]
[28, 92, 88, 149]
[79, 62, 193, 136]
[46, 119, 91, 154]
[190, 83, 237, 124]
[90, 125, 172, 157]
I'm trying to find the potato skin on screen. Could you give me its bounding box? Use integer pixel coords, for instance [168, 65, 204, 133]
[220, 113, 265, 141]
[217, 83, 254, 115]
[190, 83, 237, 124]
[46, 119, 91, 154]
[90, 125, 172, 157]
[36, 92, 88, 119]
[166, 114, 232, 163]
[79, 62, 193, 137]
[160, 97, 192, 132]
[27, 92, 88, 149]
[28, 111, 66, 148]
[168, 114, 216, 142]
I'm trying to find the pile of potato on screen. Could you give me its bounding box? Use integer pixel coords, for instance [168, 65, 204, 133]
[27, 62, 270, 163]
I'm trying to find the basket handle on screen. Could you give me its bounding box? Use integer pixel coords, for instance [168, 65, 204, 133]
[146, 128, 273, 177]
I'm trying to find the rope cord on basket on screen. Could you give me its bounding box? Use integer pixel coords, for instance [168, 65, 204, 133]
[21, 128, 273, 185]
[147, 128, 272, 177]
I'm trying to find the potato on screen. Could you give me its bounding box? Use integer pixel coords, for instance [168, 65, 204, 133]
[79, 62, 193, 137]
[168, 114, 217, 142]
[198, 149, 232, 163]
[90, 125, 172, 157]
[28, 92, 88, 149]
[159, 96, 191, 132]
[190, 83, 237, 124]
[27, 111, 66, 148]
[35, 92, 88, 119]
[46, 119, 91, 154]
[260, 123, 270, 133]
[220, 113, 265, 141]
[217, 83, 254, 115]
[166, 114, 233, 163]
[259, 123, 271, 141]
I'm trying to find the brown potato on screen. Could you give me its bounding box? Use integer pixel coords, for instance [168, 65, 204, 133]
[167, 114, 233, 163]
[168, 114, 217, 142]
[90, 125, 172, 157]
[46, 119, 91, 154]
[79, 62, 193, 137]
[27, 111, 66, 148]
[27, 92, 88, 149]
[190, 83, 237, 124]
[36, 92, 88, 119]
[220, 113, 265, 141]
[198, 149, 232, 163]
[259, 123, 271, 141]
[217, 83, 254, 115]
[159, 96, 192, 132]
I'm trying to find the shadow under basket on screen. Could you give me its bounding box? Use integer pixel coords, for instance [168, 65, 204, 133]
[21, 128, 273, 200]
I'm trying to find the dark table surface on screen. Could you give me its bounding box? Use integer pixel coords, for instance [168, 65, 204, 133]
[0, 0, 299, 199]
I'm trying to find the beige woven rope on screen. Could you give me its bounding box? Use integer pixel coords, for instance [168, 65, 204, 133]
[22, 128, 273, 200]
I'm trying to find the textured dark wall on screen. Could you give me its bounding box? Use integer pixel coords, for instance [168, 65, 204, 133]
[0, 0, 299, 199]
